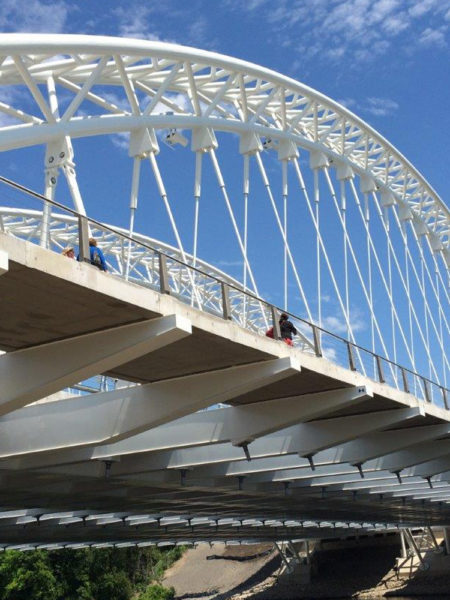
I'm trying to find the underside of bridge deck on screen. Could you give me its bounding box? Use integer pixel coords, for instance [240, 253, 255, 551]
[0, 233, 449, 547]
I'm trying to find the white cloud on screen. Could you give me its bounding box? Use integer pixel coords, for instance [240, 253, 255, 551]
[322, 309, 366, 336]
[225, 0, 450, 67]
[187, 16, 209, 47]
[337, 98, 357, 109]
[369, 0, 400, 25]
[382, 14, 410, 34]
[113, 5, 163, 41]
[322, 346, 338, 362]
[322, 315, 348, 335]
[110, 131, 130, 152]
[112, 5, 177, 44]
[409, 0, 445, 18]
[365, 97, 399, 116]
[419, 26, 448, 47]
[337, 96, 399, 118]
[0, 0, 70, 33]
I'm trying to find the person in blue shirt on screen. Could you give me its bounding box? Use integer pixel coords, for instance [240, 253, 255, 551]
[88, 237, 107, 271]
[77, 237, 107, 271]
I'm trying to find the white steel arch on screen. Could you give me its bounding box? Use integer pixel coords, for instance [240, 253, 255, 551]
[0, 33, 448, 388]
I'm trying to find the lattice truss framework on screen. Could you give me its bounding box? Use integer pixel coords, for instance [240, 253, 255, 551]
[0, 34, 449, 387]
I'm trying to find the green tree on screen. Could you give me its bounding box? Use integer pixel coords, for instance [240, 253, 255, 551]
[0, 544, 185, 599]
[0, 550, 60, 600]
[48, 549, 93, 600]
[94, 569, 133, 600]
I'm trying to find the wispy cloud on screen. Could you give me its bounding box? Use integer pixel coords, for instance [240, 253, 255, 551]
[111, 3, 214, 49]
[419, 26, 448, 47]
[337, 96, 400, 118]
[110, 131, 130, 152]
[0, 0, 71, 33]
[365, 97, 399, 116]
[112, 5, 174, 42]
[225, 0, 449, 66]
[322, 309, 366, 336]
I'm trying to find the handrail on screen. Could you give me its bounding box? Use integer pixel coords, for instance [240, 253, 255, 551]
[0, 174, 448, 407]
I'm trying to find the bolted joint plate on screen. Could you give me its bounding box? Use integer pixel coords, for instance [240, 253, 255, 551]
[45, 137, 74, 169]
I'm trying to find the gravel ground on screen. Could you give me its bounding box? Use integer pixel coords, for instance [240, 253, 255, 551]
[164, 543, 450, 600]
[229, 546, 450, 600]
[163, 543, 279, 600]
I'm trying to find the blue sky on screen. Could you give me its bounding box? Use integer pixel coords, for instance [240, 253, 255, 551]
[0, 0, 449, 385]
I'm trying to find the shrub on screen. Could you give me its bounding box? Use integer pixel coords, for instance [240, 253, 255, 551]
[139, 583, 175, 600]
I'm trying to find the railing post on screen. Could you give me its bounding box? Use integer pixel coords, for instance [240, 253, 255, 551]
[222, 282, 232, 320]
[159, 253, 170, 295]
[442, 388, 449, 411]
[271, 306, 281, 340]
[423, 378, 431, 403]
[401, 368, 410, 394]
[376, 355, 385, 383]
[312, 325, 322, 357]
[346, 342, 357, 371]
[78, 215, 90, 263]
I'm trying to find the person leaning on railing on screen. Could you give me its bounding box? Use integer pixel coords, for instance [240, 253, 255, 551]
[279, 312, 297, 346]
[265, 312, 298, 346]
[77, 238, 107, 272]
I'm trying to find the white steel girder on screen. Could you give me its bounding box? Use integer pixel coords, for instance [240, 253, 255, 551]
[0, 314, 191, 416]
[371, 440, 450, 473]
[317, 422, 450, 466]
[4, 385, 374, 469]
[411, 456, 450, 478]
[286, 469, 397, 489]
[198, 443, 450, 488]
[120, 424, 450, 488]
[366, 481, 450, 494]
[135, 407, 420, 480]
[0, 357, 300, 453]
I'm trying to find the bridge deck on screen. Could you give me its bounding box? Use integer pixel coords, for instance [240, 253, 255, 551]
[0, 232, 449, 546]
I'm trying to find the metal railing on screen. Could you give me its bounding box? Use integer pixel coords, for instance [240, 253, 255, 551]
[0, 175, 448, 411]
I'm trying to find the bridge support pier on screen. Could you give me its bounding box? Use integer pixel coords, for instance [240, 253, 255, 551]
[275, 540, 312, 584]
